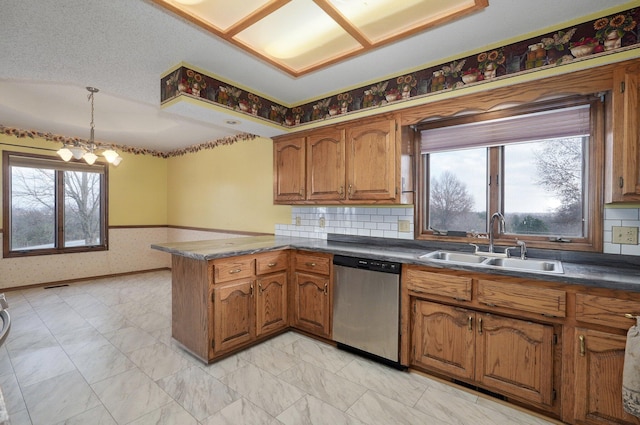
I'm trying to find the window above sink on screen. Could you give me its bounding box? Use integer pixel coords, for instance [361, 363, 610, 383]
[415, 95, 604, 253]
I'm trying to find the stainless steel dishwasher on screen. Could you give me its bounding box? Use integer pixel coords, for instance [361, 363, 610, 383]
[332, 255, 402, 368]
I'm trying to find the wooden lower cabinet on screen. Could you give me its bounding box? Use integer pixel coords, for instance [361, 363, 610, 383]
[574, 328, 640, 425]
[256, 272, 288, 336]
[412, 300, 474, 379]
[477, 313, 554, 406]
[211, 261, 289, 356]
[292, 271, 331, 338]
[291, 251, 332, 338]
[213, 278, 255, 353]
[171, 251, 290, 362]
[412, 299, 555, 407]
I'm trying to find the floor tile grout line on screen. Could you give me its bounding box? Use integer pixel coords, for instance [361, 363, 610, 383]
[0, 271, 557, 425]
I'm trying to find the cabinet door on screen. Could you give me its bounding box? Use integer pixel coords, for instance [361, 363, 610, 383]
[575, 328, 640, 425]
[307, 129, 346, 201]
[609, 63, 640, 202]
[256, 272, 288, 336]
[412, 300, 475, 380]
[292, 272, 331, 337]
[476, 314, 555, 406]
[213, 279, 255, 353]
[274, 137, 306, 202]
[346, 118, 397, 201]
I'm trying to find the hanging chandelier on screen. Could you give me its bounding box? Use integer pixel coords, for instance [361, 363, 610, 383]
[56, 87, 122, 166]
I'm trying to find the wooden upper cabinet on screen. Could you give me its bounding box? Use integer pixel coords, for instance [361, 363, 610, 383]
[607, 62, 640, 202]
[346, 117, 397, 201]
[274, 136, 306, 202]
[272, 115, 406, 204]
[307, 129, 346, 201]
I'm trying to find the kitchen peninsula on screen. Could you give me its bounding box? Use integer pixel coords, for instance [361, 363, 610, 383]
[153, 234, 640, 424]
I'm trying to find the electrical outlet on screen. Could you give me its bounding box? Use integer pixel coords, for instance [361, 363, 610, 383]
[319, 217, 325, 228]
[295, 216, 301, 226]
[398, 220, 411, 232]
[612, 226, 639, 245]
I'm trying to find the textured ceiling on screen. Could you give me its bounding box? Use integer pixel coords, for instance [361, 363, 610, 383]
[0, 0, 633, 152]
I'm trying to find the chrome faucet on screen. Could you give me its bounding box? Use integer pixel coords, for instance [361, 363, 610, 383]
[517, 239, 527, 260]
[489, 212, 505, 253]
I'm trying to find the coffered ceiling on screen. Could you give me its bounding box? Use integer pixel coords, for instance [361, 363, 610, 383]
[0, 0, 634, 152]
[152, 0, 487, 76]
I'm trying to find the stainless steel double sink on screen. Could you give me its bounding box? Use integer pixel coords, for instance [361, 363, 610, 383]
[419, 251, 564, 274]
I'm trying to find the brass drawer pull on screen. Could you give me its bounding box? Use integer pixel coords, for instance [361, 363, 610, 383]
[250, 284, 254, 296]
[579, 335, 585, 356]
[267, 262, 277, 267]
[478, 317, 483, 335]
[258, 283, 263, 294]
[625, 313, 638, 319]
[229, 269, 242, 274]
[305, 262, 317, 267]
[468, 316, 473, 332]
[323, 283, 328, 295]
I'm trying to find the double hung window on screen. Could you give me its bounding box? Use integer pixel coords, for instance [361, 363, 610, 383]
[3, 151, 108, 257]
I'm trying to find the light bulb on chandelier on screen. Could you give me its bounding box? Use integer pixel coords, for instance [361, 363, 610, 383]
[57, 87, 122, 166]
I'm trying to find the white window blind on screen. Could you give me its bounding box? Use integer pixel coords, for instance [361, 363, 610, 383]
[420, 104, 591, 153]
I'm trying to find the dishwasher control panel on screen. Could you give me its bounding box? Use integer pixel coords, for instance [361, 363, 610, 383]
[333, 255, 400, 274]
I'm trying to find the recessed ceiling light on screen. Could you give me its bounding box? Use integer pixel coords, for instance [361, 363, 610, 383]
[225, 119, 240, 125]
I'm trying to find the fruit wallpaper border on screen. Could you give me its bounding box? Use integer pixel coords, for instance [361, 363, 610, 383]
[161, 7, 640, 128]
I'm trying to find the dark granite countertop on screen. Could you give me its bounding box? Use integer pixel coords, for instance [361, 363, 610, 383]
[151, 234, 640, 292]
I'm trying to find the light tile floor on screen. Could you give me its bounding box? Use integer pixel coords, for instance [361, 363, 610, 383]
[0, 271, 559, 425]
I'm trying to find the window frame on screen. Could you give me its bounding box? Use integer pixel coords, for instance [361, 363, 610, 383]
[2, 151, 109, 258]
[415, 96, 604, 252]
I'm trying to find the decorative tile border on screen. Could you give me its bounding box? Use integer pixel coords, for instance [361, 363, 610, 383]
[162, 7, 640, 128]
[0, 125, 257, 158]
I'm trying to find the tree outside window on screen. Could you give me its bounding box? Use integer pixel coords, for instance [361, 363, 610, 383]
[418, 97, 601, 251]
[3, 152, 107, 257]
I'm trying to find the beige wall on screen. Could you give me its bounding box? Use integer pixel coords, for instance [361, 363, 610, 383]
[109, 151, 168, 226]
[0, 134, 168, 226]
[0, 135, 171, 288]
[0, 133, 291, 288]
[166, 136, 290, 233]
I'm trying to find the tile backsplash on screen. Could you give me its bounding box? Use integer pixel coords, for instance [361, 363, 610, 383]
[275, 206, 414, 240]
[604, 207, 640, 256]
[276, 205, 640, 257]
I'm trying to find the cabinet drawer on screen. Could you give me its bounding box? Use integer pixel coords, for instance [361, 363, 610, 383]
[576, 294, 640, 330]
[213, 257, 255, 283]
[295, 252, 331, 275]
[256, 251, 288, 275]
[477, 280, 566, 317]
[405, 268, 472, 301]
